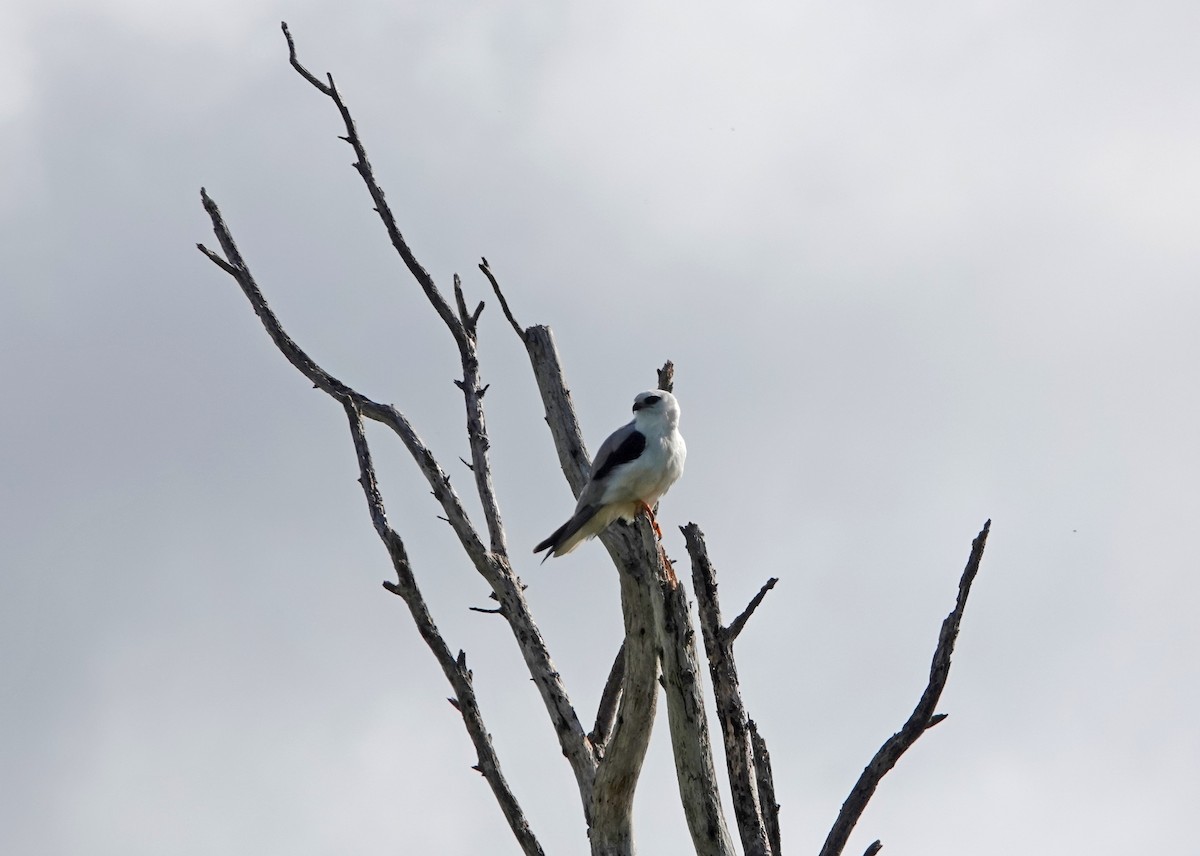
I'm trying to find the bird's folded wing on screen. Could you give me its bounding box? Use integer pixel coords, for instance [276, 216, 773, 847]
[590, 422, 646, 483]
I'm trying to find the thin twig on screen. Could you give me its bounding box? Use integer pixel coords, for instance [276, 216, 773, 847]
[281, 21, 332, 95]
[478, 257, 525, 338]
[726, 577, 779, 644]
[281, 22, 461, 341]
[863, 842, 883, 856]
[817, 520, 992, 856]
[341, 399, 544, 856]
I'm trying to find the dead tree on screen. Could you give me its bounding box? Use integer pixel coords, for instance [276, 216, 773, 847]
[196, 23, 991, 856]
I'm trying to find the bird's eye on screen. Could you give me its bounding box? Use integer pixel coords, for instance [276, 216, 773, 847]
[643, 395, 661, 406]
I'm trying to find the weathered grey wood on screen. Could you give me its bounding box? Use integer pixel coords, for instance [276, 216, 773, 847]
[749, 720, 782, 855]
[682, 524, 772, 856]
[652, 546, 739, 856]
[506, 321, 659, 855]
[509, 312, 737, 856]
[589, 538, 659, 855]
[521, 325, 593, 496]
[589, 641, 626, 751]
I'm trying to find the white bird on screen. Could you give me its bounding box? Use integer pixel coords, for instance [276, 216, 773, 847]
[535, 390, 686, 561]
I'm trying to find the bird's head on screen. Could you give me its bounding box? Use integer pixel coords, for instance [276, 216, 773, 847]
[631, 390, 680, 430]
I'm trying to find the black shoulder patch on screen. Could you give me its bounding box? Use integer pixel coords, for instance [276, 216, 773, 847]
[593, 430, 646, 482]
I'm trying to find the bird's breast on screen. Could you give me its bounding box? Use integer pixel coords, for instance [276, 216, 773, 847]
[600, 431, 685, 507]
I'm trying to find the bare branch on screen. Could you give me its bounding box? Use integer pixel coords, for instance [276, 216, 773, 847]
[281, 26, 511, 558]
[863, 842, 883, 856]
[281, 21, 332, 95]
[749, 721, 782, 856]
[682, 524, 772, 856]
[197, 189, 486, 560]
[197, 189, 596, 817]
[589, 641, 626, 751]
[817, 520, 992, 856]
[282, 24, 461, 340]
[198, 189, 369, 405]
[341, 399, 544, 856]
[505, 327, 684, 852]
[453, 273, 471, 331]
[456, 322, 508, 556]
[726, 577, 779, 644]
[195, 241, 237, 275]
[478, 258, 525, 338]
[244, 30, 581, 775]
[511, 330, 736, 854]
[654, 539, 739, 856]
[521, 326, 592, 495]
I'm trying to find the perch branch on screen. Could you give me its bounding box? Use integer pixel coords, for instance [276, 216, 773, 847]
[501, 317, 685, 853]
[817, 520, 992, 856]
[342, 399, 544, 856]
[590, 537, 661, 855]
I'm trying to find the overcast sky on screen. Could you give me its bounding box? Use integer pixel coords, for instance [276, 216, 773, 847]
[4, 2, 1198, 854]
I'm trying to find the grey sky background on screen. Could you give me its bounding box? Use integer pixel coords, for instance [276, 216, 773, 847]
[3, 1, 1198, 854]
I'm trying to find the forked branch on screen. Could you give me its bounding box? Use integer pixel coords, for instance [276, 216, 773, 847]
[200, 24, 601, 815]
[682, 524, 775, 856]
[818, 520, 992, 856]
[341, 399, 544, 856]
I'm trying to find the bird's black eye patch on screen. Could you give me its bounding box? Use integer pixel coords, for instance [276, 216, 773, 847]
[634, 394, 662, 412]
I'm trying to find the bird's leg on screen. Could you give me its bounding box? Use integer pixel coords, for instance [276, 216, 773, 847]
[637, 500, 663, 540]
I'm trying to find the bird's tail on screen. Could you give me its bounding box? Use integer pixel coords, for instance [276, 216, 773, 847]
[534, 504, 603, 562]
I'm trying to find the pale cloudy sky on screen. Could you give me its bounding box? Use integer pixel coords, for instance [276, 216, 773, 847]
[3, 2, 1199, 854]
